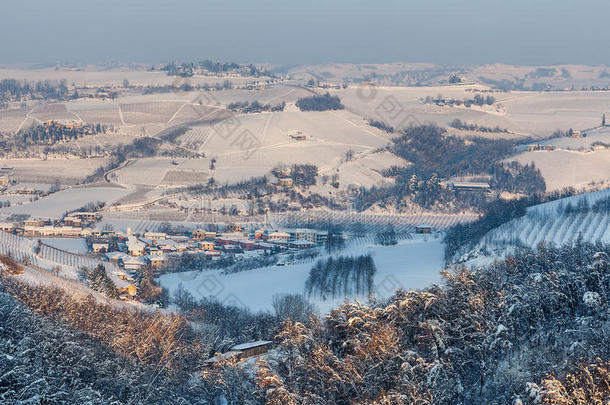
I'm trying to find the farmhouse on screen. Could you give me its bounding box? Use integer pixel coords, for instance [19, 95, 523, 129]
[279, 178, 293, 187]
[0, 175, 10, 187]
[63, 216, 82, 227]
[23, 226, 81, 237]
[105, 251, 129, 264]
[230, 340, 272, 359]
[70, 212, 100, 222]
[291, 228, 327, 245]
[24, 219, 47, 227]
[122, 256, 148, 271]
[147, 255, 166, 269]
[415, 224, 433, 234]
[292, 228, 317, 243]
[144, 232, 167, 240]
[0, 222, 16, 232]
[198, 241, 215, 251]
[289, 240, 316, 249]
[119, 284, 138, 297]
[448, 182, 491, 192]
[268, 231, 290, 243]
[126, 236, 146, 256]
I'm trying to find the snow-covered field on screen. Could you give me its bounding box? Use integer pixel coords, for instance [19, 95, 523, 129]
[510, 149, 610, 191]
[39, 237, 89, 254]
[0, 158, 110, 184]
[463, 188, 610, 265]
[332, 85, 610, 137]
[159, 235, 445, 313]
[0, 186, 130, 219]
[110, 109, 395, 187]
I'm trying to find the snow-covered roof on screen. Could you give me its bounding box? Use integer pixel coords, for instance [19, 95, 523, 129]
[231, 340, 272, 351]
[123, 256, 147, 265]
[105, 251, 128, 260]
[126, 236, 146, 251]
[269, 231, 290, 238]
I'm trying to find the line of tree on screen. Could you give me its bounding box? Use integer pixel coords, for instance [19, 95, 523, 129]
[368, 119, 394, 133]
[449, 118, 509, 133]
[227, 100, 285, 113]
[423, 94, 495, 107]
[492, 161, 546, 194]
[160, 60, 273, 78]
[295, 93, 344, 111]
[305, 254, 377, 299]
[0, 78, 70, 102]
[0, 122, 108, 152]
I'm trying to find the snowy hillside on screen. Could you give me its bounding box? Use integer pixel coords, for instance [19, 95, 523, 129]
[0, 231, 123, 286]
[463, 188, 610, 264]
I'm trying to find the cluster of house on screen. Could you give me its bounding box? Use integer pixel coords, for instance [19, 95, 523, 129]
[92, 227, 329, 275]
[0, 212, 101, 237]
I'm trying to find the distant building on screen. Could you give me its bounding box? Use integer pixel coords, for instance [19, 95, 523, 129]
[230, 340, 272, 359]
[0, 175, 10, 187]
[144, 232, 167, 240]
[268, 231, 290, 243]
[63, 217, 82, 227]
[24, 219, 47, 227]
[105, 252, 129, 264]
[445, 182, 491, 192]
[0, 222, 16, 232]
[278, 178, 293, 187]
[126, 236, 146, 256]
[91, 243, 108, 253]
[198, 241, 215, 251]
[415, 224, 433, 234]
[23, 225, 81, 237]
[205, 340, 273, 366]
[69, 212, 100, 221]
[122, 256, 147, 271]
[147, 255, 166, 269]
[119, 284, 138, 297]
[289, 240, 316, 249]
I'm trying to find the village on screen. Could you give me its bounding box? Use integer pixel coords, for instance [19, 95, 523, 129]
[0, 211, 329, 292]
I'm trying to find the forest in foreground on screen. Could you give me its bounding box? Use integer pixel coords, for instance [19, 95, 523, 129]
[1, 241, 610, 404]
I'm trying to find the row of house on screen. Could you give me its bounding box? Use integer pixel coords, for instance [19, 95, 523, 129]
[90, 228, 330, 276]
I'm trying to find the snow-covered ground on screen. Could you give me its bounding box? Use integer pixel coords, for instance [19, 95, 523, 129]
[39, 238, 89, 254]
[159, 235, 445, 313]
[462, 188, 610, 265]
[0, 187, 130, 219]
[510, 149, 610, 191]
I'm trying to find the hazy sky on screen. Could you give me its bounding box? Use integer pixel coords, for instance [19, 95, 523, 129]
[1, 0, 608, 67]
